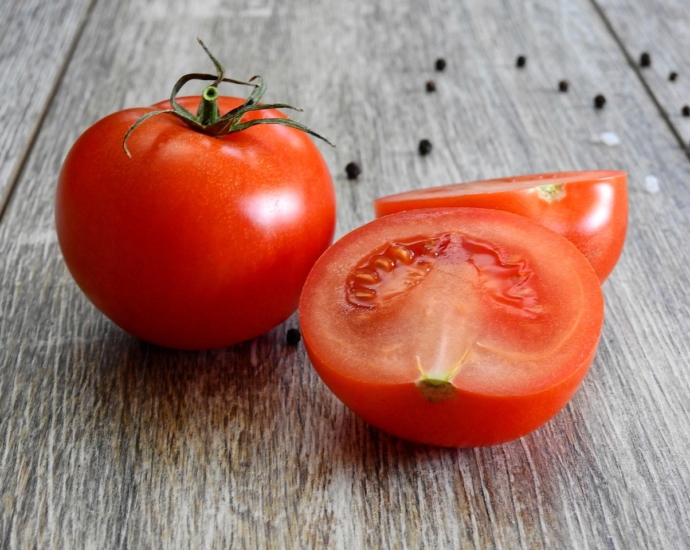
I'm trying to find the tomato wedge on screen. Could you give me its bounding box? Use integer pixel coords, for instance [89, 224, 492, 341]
[373, 171, 627, 283]
[300, 208, 604, 447]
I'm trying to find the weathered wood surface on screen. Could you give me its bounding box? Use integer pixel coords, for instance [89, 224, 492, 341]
[595, 0, 690, 151]
[1, 0, 690, 548]
[0, 0, 93, 215]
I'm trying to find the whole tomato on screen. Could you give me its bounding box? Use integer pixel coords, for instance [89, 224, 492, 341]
[55, 44, 336, 350]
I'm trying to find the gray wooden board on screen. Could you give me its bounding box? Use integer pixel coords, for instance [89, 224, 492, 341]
[1, 0, 690, 548]
[595, 0, 690, 150]
[0, 0, 93, 214]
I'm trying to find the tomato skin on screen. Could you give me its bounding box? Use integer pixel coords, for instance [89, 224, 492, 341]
[56, 96, 336, 350]
[300, 208, 604, 447]
[307, 343, 596, 447]
[373, 171, 627, 283]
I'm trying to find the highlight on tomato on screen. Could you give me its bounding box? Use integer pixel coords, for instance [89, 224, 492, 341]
[55, 39, 336, 350]
[299, 208, 604, 447]
[373, 171, 628, 283]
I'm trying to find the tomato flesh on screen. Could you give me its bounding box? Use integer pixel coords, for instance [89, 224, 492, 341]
[300, 208, 604, 447]
[373, 170, 627, 282]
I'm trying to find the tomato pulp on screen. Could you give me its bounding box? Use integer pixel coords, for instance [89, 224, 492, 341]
[56, 96, 336, 350]
[300, 208, 604, 447]
[373, 171, 627, 282]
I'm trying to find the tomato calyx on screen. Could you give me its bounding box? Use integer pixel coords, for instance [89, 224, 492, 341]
[414, 352, 468, 403]
[536, 183, 566, 203]
[123, 38, 334, 157]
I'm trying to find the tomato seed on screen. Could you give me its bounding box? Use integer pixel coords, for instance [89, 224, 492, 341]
[354, 269, 379, 284]
[345, 162, 361, 180]
[418, 139, 433, 156]
[350, 288, 377, 300]
[639, 52, 651, 68]
[390, 244, 414, 263]
[516, 55, 526, 68]
[594, 94, 606, 109]
[682, 105, 690, 117]
[435, 58, 446, 72]
[558, 80, 569, 92]
[373, 256, 395, 271]
[286, 328, 301, 345]
[669, 71, 678, 82]
[426, 80, 436, 92]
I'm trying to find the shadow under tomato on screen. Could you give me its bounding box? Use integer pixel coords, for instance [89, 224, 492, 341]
[65, 318, 596, 543]
[82, 316, 591, 454]
[82, 319, 303, 463]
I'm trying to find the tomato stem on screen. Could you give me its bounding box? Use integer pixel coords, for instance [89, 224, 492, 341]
[198, 86, 221, 125]
[123, 38, 334, 157]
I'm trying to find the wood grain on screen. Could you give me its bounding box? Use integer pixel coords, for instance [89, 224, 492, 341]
[594, 0, 690, 151]
[1, 0, 690, 548]
[0, 0, 93, 215]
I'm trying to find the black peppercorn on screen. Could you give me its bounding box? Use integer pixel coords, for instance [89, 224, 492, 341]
[558, 80, 569, 92]
[286, 328, 301, 346]
[345, 162, 362, 180]
[682, 105, 690, 117]
[639, 52, 651, 68]
[669, 71, 678, 82]
[435, 58, 446, 72]
[516, 55, 526, 68]
[418, 139, 432, 155]
[594, 94, 606, 109]
[426, 80, 436, 92]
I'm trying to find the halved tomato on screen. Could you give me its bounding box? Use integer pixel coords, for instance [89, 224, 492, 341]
[300, 208, 604, 447]
[373, 171, 627, 282]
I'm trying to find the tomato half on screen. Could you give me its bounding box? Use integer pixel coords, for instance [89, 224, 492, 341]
[300, 208, 603, 447]
[56, 96, 336, 350]
[373, 171, 627, 282]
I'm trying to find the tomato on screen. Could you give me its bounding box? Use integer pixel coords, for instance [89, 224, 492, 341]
[55, 94, 336, 349]
[299, 208, 603, 447]
[373, 171, 627, 283]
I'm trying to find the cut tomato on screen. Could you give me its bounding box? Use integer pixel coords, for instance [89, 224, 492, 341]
[373, 171, 627, 282]
[300, 208, 604, 447]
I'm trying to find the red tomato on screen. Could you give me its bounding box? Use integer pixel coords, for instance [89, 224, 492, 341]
[56, 96, 336, 350]
[373, 171, 627, 282]
[299, 208, 603, 447]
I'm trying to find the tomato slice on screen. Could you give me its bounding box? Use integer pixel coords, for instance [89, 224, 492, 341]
[373, 171, 627, 283]
[300, 208, 604, 447]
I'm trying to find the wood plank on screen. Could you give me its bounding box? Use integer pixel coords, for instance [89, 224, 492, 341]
[1, 0, 690, 548]
[0, 0, 93, 216]
[594, 0, 690, 150]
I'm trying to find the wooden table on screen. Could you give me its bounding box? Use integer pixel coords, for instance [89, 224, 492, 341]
[2, 0, 689, 547]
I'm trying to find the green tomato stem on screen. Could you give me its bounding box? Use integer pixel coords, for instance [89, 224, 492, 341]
[197, 86, 221, 125]
[123, 38, 334, 157]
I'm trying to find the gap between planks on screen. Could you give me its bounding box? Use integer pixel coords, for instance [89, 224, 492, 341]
[589, 0, 690, 161]
[0, 0, 98, 225]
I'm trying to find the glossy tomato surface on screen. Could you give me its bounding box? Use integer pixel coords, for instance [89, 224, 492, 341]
[56, 96, 336, 350]
[300, 208, 604, 447]
[373, 171, 627, 282]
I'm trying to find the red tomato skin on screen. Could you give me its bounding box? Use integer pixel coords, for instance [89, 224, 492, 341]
[56, 96, 336, 349]
[374, 171, 627, 283]
[304, 340, 596, 447]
